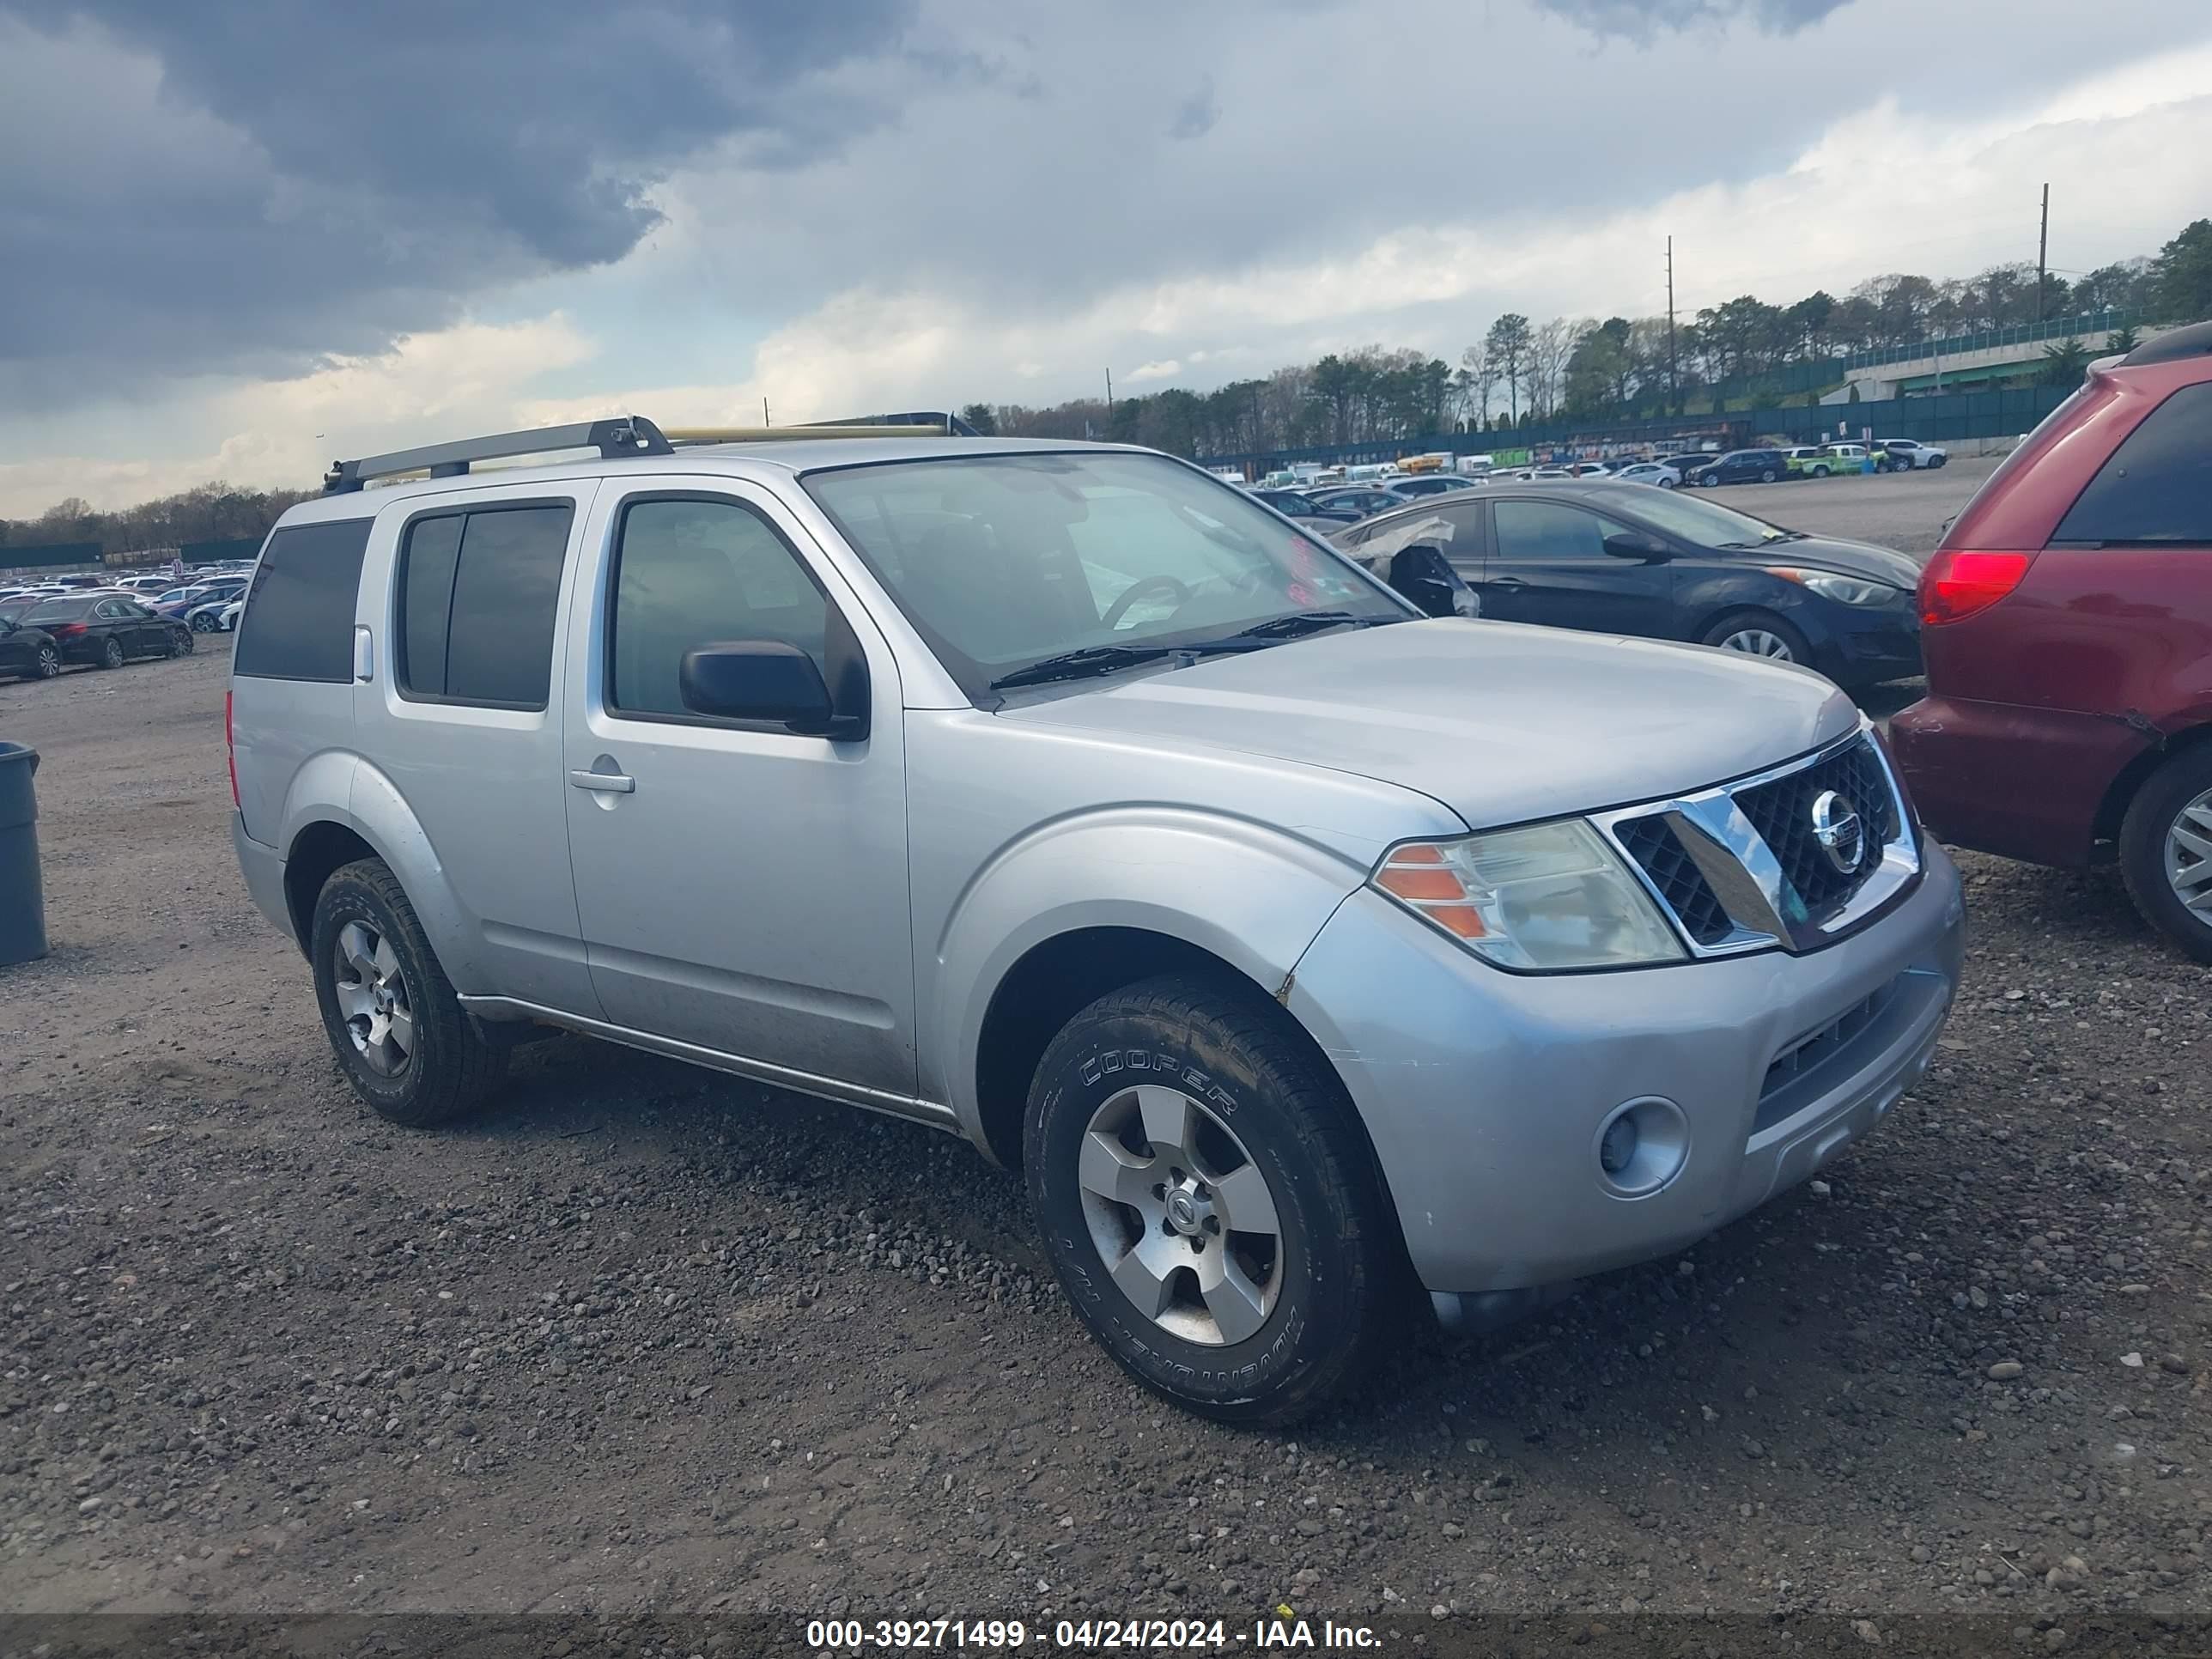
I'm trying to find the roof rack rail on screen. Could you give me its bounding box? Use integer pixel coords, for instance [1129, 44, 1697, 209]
[2118, 320, 2212, 368]
[811, 410, 981, 436]
[322, 416, 672, 494]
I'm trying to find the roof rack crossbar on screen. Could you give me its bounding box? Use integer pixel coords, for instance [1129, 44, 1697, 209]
[322, 416, 672, 494]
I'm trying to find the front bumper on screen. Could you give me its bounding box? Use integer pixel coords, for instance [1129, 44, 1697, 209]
[1811, 605, 1922, 686]
[1285, 843, 1966, 1294]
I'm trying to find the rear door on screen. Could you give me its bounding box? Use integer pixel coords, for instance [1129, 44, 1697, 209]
[1480, 496, 1674, 637]
[359, 481, 602, 1014]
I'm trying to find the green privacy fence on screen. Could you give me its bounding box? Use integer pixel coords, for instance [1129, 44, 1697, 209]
[179, 538, 264, 562]
[1200, 384, 2075, 470]
[0, 542, 103, 572]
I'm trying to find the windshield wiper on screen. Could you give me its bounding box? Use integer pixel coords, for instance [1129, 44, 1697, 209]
[1225, 609, 1371, 641]
[988, 644, 1175, 690]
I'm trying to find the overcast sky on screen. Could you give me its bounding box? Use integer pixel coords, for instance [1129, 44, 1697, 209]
[3, 0, 2209, 516]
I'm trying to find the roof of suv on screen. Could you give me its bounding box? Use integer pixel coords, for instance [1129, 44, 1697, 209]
[277, 435, 1135, 529]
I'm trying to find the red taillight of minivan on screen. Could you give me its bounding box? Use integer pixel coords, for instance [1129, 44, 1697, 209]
[1919, 549, 2033, 626]
[225, 689, 240, 811]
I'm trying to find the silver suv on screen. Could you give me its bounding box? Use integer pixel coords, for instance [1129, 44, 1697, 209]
[228, 416, 1965, 1424]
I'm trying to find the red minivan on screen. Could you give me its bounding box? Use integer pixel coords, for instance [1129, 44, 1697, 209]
[1891, 321, 2212, 959]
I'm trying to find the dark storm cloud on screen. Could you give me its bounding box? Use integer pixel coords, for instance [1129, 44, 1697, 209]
[0, 0, 914, 393]
[1533, 0, 1851, 37]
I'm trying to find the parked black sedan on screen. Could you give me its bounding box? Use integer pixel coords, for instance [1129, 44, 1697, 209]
[0, 617, 64, 680]
[14, 593, 193, 669]
[1331, 479, 1923, 690]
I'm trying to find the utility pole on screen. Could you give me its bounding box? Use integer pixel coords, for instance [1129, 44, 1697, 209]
[763, 397, 771, 427]
[1104, 368, 1114, 412]
[2036, 183, 2050, 323]
[1665, 235, 1679, 418]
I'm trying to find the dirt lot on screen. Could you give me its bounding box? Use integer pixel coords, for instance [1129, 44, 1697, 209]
[3, 543, 2208, 1644]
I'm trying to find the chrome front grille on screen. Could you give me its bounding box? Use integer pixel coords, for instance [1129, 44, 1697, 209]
[1596, 729, 1920, 958]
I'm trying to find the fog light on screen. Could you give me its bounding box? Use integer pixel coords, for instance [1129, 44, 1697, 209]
[1592, 1097, 1691, 1198]
[1599, 1115, 1638, 1175]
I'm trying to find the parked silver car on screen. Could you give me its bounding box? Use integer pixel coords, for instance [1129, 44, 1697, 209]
[229, 417, 1964, 1423]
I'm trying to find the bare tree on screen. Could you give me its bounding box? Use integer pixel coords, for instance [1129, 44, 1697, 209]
[1458, 343, 1499, 428]
[1526, 318, 1587, 420]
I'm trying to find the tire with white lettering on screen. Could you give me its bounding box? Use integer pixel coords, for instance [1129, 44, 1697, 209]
[1024, 973, 1396, 1425]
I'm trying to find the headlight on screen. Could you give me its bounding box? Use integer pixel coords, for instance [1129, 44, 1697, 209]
[1766, 568, 1902, 606]
[1370, 820, 1686, 971]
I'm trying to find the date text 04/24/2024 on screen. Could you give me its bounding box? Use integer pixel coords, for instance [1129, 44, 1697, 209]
[802, 1618, 1382, 1649]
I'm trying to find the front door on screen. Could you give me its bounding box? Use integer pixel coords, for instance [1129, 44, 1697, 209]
[1479, 497, 1674, 639]
[561, 480, 917, 1097]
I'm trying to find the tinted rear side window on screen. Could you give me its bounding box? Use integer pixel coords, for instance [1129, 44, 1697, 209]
[2052, 381, 2212, 545]
[232, 520, 368, 681]
[397, 503, 571, 708]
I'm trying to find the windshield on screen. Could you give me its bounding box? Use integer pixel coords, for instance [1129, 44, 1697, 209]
[805, 451, 1409, 696]
[1618, 486, 1792, 548]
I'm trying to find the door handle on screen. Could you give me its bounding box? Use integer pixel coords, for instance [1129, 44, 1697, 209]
[568, 769, 635, 793]
[1489, 576, 1528, 589]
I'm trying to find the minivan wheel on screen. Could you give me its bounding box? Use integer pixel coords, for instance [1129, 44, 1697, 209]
[2119, 750, 2212, 963]
[1702, 610, 1812, 665]
[309, 858, 507, 1125]
[1024, 973, 1397, 1425]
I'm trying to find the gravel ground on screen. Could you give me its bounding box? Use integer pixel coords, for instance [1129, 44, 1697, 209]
[2, 559, 2207, 1641]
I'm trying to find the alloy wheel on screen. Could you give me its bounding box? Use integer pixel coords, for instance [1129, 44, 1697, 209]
[1077, 1083, 1283, 1346]
[332, 920, 415, 1078]
[2163, 787, 2212, 923]
[1719, 628, 1796, 662]
[36, 646, 59, 678]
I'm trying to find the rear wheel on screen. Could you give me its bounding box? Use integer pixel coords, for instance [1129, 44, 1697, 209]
[1810, 464, 1831, 478]
[309, 858, 507, 1125]
[1758, 467, 1778, 483]
[1701, 609, 1812, 666]
[191, 611, 217, 632]
[1024, 973, 1397, 1425]
[33, 644, 60, 679]
[2119, 749, 2212, 963]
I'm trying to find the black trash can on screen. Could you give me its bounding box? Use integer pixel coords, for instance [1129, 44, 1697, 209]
[0, 742, 46, 967]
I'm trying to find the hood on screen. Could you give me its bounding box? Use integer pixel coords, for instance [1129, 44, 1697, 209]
[1744, 534, 1922, 587]
[997, 619, 1861, 830]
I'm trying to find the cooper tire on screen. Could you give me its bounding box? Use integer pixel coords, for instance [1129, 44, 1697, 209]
[309, 857, 508, 1126]
[2118, 748, 2212, 964]
[1024, 972, 1397, 1425]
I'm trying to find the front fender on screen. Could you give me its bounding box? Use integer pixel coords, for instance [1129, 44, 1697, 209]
[930, 808, 1371, 1143]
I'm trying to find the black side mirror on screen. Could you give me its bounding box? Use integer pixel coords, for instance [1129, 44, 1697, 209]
[679, 640, 863, 738]
[1603, 531, 1672, 562]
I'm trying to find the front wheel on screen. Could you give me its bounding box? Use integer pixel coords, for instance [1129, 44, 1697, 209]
[1024, 973, 1398, 1425]
[1810, 465, 1830, 478]
[1698, 472, 1721, 488]
[1656, 476, 1676, 489]
[310, 858, 508, 1125]
[33, 644, 60, 679]
[100, 636, 125, 669]
[1701, 610, 1813, 666]
[1758, 468, 1778, 483]
[2119, 750, 2212, 963]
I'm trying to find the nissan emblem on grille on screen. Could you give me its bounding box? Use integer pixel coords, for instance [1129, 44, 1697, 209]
[1810, 789, 1865, 875]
